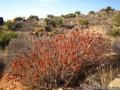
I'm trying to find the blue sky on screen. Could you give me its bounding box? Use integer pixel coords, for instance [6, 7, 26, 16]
[0, 0, 120, 20]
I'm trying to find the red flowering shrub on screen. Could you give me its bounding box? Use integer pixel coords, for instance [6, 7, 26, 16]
[6, 29, 110, 88]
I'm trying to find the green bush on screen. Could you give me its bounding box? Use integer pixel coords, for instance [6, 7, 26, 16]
[101, 6, 114, 13]
[65, 13, 76, 18]
[28, 15, 39, 20]
[75, 11, 81, 16]
[4, 20, 16, 30]
[14, 17, 24, 21]
[45, 18, 55, 27]
[110, 27, 120, 37]
[89, 11, 95, 15]
[79, 19, 89, 25]
[0, 31, 18, 49]
[105, 6, 114, 13]
[112, 13, 120, 26]
[4, 20, 12, 28]
[54, 17, 63, 27]
[47, 14, 54, 18]
[45, 17, 63, 27]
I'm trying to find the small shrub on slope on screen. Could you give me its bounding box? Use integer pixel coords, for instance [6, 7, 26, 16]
[112, 13, 120, 26]
[110, 27, 120, 37]
[79, 19, 89, 25]
[0, 31, 18, 49]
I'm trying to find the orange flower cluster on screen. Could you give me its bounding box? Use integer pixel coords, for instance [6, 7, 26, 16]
[6, 29, 110, 87]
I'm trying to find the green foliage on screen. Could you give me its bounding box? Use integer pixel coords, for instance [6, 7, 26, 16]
[89, 11, 95, 15]
[101, 6, 114, 13]
[28, 15, 39, 20]
[4, 20, 12, 28]
[14, 17, 24, 21]
[112, 13, 120, 26]
[4, 20, 16, 30]
[0, 31, 18, 49]
[105, 6, 114, 12]
[47, 14, 54, 18]
[110, 27, 120, 37]
[79, 19, 89, 25]
[65, 13, 76, 18]
[45, 17, 63, 27]
[54, 17, 63, 27]
[75, 11, 81, 16]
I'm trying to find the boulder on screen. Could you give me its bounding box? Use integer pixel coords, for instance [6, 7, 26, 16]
[108, 78, 120, 88]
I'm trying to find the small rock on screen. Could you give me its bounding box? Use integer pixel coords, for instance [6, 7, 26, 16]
[52, 87, 63, 90]
[108, 78, 120, 88]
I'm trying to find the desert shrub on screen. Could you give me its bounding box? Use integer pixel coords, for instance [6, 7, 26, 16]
[6, 34, 33, 64]
[31, 27, 44, 37]
[4, 20, 12, 30]
[44, 25, 53, 32]
[47, 15, 54, 18]
[79, 19, 89, 25]
[101, 6, 114, 13]
[89, 11, 95, 15]
[65, 13, 76, 18]
[0, 31, 18, 49]
[112, 37, 120, 53]
[45, 17, 63, 28]
[14, 17, 24, 21]
[110, 27, 120, 37]
[4, 20, 17, 30]
[62, 24, 75, 29]
[28, 15, 39, 20]
[6, 29, 110, 89]
[112, 13, 120, 26]
[75, 11, 81, 16]
[105, 6, 114, 13]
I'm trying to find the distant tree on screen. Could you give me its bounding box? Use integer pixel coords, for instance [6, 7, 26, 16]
[89, 11, 95, 15]
[75, 11, 81, 16]
[47, 14, 54, 18]
[106, 6, 114, 12]
[65, 13, 76, 18]
[0, 17, 4, 25]
[28, 15, 39, 20]
[101, 6, 114, 13]
[14, 17, 24, 21]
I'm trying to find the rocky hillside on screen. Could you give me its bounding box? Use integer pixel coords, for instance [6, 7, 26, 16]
[0, 6, 120, 90]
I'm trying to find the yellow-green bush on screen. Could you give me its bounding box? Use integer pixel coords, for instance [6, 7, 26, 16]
[4, 20, 16, 30]
[65, 13, 76, 18]
[112, 13, 120, 26]
[0, 31, 18, 49]
[45, 17, 63, 27]
[28, 15, 39, 20]
[79, 19, 89, 25]
[110, 27, 120, 37]
[101, 6, 114, 13]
